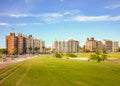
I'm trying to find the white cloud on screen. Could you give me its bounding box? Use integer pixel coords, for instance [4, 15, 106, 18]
[0, 13, 63, 18]
[60, 0, 64, 2]
[1, 10, 120, 24]
[43, 13, 63, 18]
[0, 22, 9, 26]
[71, 15, 120, 22]
[110, 16, 120, 21]
[104, 4, 120, 9]
[24, 0, 32, 3]
[10, 14, 30, 18]
[41, 13, 63, 24]
[72, 15, 110, 22]
[63, 10, 80, 15]
[16, 23, 42, 26]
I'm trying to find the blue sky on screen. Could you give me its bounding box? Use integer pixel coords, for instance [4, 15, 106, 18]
[0, 0, 120, 48]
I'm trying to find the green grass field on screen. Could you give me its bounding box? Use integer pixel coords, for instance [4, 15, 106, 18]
[0, 55, 120, 86]
[74, 52, 120, 58]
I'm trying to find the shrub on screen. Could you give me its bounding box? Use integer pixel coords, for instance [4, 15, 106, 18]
[66, 53, 77, 58]
[90, 54, 100, 62]
[100, 54, 107, 61]
[0, 55, 3, 58]
[90, 53, 107, 63]
[53, 52, 62, 58]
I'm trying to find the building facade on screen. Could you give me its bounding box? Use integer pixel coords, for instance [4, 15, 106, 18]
[102, 39, 113, 52]
[6, 33, 45, 55]
[6, 33, 18, 55]
[52, 38, 79, 53]
[112, 41, 119, 52]
[84, 37, 119, 52]
[85, 37, 97, 52]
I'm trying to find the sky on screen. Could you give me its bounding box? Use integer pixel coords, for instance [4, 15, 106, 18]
[0, 0, 120, 48]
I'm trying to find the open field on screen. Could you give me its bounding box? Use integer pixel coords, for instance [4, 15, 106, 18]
[73, 52, 120, 58]
[0, 55, 120, 86]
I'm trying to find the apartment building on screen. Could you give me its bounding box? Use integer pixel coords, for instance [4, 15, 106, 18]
[6, 33, 45, 55]
[84, 37, 119, 52]
[85, 37, 97, 52]
[112, 41, 119, 52]
[6, 33, 18, 55]
[96, 41, 104, 51]
[52, 38, 79, 53]
[102, 39, 113, 52]
[26, 35, 34, 54]
[18, 33, 26, 54]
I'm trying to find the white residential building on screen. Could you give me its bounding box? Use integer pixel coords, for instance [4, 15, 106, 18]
[112, 41, 119, 52]
[52, 38, 79, 53]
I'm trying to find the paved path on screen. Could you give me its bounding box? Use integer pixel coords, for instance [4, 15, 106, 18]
[69, 57, 120, 62]
[0, 56, 36, 69]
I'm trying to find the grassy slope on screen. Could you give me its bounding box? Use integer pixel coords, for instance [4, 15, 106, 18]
[74, 52, 120, 58]
[107, 52, 120, 58]
[0, 55, 120, 86]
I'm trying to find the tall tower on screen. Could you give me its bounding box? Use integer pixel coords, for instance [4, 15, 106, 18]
[6, 33, 18, 55]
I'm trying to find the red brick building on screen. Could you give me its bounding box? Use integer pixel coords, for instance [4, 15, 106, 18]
[6, 33, 18, 55]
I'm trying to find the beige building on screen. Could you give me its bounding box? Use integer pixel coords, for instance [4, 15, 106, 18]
[18, 33, 26, 54]
[96, 41, 104, 51]
[102, 39, 113, 52]
[112, 41, 119, 52]
[52, 38, 79, 53]
[85, 37, 97, 52]
[26, 35, 45, 54]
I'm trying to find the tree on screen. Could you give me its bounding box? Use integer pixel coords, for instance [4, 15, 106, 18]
[37, 47, 40, 54]
[0, 48, 7, 55]
[90, 53, 107, 63]
[29, 46, 32, 54]
[42, 46, 45, 54]
[13, 48, 18, 55]
[34, 47, 40, 54]
[34, 47, 37, 53]
[117, 48, 120, 52]
[79, 46, 82, 52]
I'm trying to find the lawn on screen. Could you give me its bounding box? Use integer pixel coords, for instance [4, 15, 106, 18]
[107, 52, 120, 58]
[74, 52, 120, 58]
[0, 55, 120, 86]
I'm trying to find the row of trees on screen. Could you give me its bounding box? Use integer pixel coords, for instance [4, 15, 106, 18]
[0, 49, 7, 55]
[11, 46, 45, 55]
[0, 46, 46, 56]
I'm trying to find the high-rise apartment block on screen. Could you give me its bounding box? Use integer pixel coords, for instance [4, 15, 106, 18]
[6, 33, 45, 55]
[112, 41, 119, 52]
[85, 37, 97, 52]
[6, 33, 18, 55]
[84, 37, 119, 52]
[102, 39, 113, 52]
[52, 38, 79, 53]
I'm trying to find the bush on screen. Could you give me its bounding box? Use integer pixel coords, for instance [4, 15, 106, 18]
[66, 53, 77, 58]
[90, 54, 100, 62]
[0, 55, 3, 58]
[100, 54, 107, 61]
[53, 52, 62, 58]
[90, 53, 107, 63]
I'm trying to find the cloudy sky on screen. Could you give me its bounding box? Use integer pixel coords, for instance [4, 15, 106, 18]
[0, 0, 120, 48]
